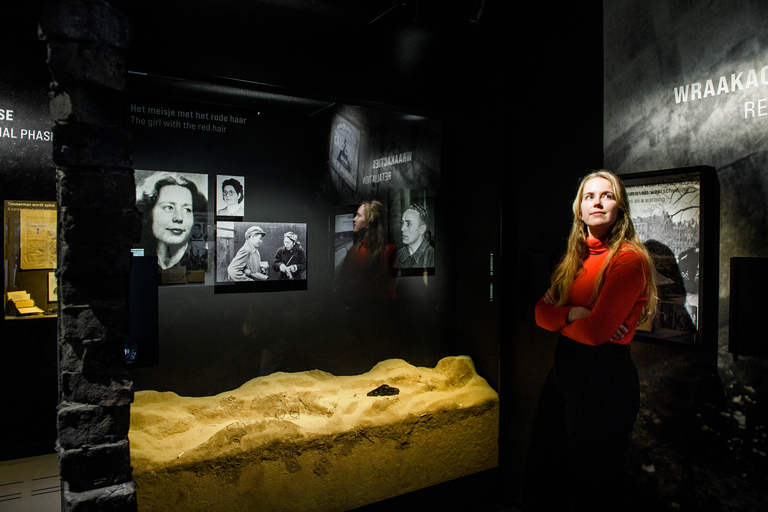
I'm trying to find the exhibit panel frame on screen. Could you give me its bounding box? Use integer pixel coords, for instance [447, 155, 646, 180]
[214, 220, 309, 293]
[134, 169, 211, 285]
[122, 73, 501, 511]
[622, 165, 719, 349]
[3, 200, 58, 319]
[728, 257, 768, 360]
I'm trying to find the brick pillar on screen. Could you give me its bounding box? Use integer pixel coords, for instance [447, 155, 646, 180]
[38, 1, 141, 510]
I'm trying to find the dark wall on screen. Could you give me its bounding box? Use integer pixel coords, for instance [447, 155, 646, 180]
[503, 8, 606, 505]
[603, 1, 768, 510]
[0, 319, 58, 460]
[126, 0, 514, 123]
[1, 3, 58, 461]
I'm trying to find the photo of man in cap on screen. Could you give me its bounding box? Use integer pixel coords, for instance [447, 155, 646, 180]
[228, 225, 269, 281]
[395, 203, 434, 269]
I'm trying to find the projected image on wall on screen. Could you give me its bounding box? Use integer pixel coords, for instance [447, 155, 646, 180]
[394, 203, 434, 269]
[329, 115, 360, 191]
[135, 170, 210, 277]
[387, 191, 436, 277]
[215, 174, 245, 217]
[216, 221, 307, 283]
[332, 211, 354, 278]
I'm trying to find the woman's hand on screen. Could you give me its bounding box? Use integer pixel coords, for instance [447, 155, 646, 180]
[544, 289, 591, 325]
[544, 289, 627, 341]
[566, 306, 591, 323]
[566, 306, 629, 341]
[610, 324, 629, 342]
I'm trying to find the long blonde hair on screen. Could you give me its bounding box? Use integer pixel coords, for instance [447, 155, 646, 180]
[356, 200, 388, 263]
[550, 170, 658, 323]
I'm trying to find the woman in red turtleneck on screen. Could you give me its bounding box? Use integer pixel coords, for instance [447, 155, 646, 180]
[524, 170, 658, 512]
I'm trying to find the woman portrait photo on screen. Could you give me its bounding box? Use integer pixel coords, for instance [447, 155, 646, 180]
[135, 170, 209, 271]
[216, 175, 245, 217]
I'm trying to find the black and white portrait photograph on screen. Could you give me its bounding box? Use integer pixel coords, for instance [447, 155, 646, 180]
[216, 175, 245, 217]
[135, 170, 210, 274]
[389, 191, 436, 273]
[216, 221, 307, 285]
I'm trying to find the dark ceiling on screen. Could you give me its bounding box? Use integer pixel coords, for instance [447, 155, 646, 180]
[125, 0, 551, 120]
[129, 0, 510, 117]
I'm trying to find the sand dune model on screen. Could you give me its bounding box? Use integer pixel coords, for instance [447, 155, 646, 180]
[130, 356, 499, 512]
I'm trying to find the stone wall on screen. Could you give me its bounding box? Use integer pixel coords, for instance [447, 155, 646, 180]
[38, 1, 139, 510]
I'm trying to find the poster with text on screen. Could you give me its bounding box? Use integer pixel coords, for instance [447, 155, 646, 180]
[627, 177, 700, 343]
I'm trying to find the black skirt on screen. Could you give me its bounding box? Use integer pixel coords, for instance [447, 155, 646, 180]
[524, 335, 640, 512]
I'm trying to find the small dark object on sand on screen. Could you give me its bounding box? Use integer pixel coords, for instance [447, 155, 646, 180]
[367, 384, 400, 396]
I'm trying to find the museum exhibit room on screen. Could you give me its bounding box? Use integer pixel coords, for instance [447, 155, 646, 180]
[1, 1, 767, 511]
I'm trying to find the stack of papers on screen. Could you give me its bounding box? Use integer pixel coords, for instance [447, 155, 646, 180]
[5, 291, 44, 315]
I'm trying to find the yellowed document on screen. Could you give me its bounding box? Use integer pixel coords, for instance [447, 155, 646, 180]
[20, 208, 57, 269]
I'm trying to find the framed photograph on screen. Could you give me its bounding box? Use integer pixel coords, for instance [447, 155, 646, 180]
[388, 190, 436, 276]
[48, 272, 57, 302]
[215, 175, 245, 218]
[215, 221, 308, 293]
[134, 170, 210, 284]
[4, 200, 57, 319]
[623, 166, 718, 348]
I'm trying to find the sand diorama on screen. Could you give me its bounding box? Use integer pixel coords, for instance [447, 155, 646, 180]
[129, 355, 499, 512]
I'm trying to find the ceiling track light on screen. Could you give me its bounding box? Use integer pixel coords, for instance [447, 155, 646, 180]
[369, 2, 418, 25]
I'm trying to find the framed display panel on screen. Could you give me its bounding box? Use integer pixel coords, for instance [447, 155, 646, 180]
[124, 253, 159, 367]
[134, 169, 211, 285]
[728, 257, 768, 360]
[215, 174, 246, 218]
[623, 166, 718, 348]
[3, 200, 57, 319]
[388, 190, 437, 277]
[214, 220, 308, 293]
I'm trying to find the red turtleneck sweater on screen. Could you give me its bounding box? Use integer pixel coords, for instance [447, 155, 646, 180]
[535, 237, 649, 346]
